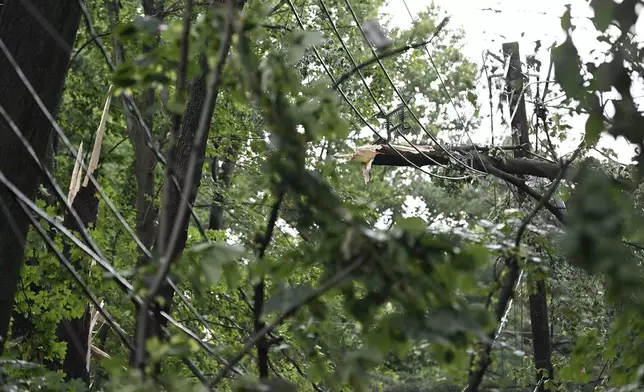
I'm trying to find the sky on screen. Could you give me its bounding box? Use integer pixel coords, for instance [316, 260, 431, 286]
[379, 0, 644, 164]
[292, 0, 643, 231]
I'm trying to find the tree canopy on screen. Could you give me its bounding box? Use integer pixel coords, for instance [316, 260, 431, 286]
[0, 0, 644, 391]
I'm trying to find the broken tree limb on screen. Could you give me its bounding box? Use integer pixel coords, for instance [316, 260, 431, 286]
[338, 144, 562, 178]
[68, 142, 84, 204]
[83, 84, 113, 187]
[483, 162, 566, 224]
[336, 144, 635, 190]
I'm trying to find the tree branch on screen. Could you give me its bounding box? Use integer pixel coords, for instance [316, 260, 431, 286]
[254, 191, 285, 378]
[208, 256, 366, 388]
[465, 149, 580, 391]
[339, 144, 635, 191]
[135, 0, 240, 370]
[332, 17, 449, 90]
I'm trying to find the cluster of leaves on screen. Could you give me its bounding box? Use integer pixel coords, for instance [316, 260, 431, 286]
[548, 0, 644, 389]
[5, 0, 644, 392]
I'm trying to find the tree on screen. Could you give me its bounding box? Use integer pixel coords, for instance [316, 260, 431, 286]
[0, 0, 81, 354]
[3, 1, 644, 392]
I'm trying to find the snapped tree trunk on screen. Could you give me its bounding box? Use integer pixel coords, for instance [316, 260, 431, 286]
[0, 0, 81, 354]
[54, 181, 100, 383]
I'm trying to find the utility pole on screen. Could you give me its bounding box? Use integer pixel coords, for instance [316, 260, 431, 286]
[503, 41, 553, 392]
[503, 42, 530, 159]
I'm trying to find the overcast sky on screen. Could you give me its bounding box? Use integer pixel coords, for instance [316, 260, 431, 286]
[379, 0, 643, 163]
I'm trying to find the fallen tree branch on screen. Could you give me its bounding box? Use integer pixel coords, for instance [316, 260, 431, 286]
[336, 144, 635, 190]
[482, 162, 566, 224]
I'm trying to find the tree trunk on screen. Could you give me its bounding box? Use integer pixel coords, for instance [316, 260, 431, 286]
[106, 0, 159, 251]
[134, 0, 247, 366]
[529, 279, 554, 389]
[503, 41, 553, 391]
[128, 92, 158, 249]
[0, 0, 81, 354]
[503, 42, 530, 157]
[52, 179, 100, 383]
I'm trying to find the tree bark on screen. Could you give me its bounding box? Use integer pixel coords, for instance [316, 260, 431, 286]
[106, 0, 159, 251]
[503, 41, 553, 391]
[503, 42, 530, 156]
[351, 144, 633, 190]
[134, 0, 247, 363]
[253, 279, 269, 378]
[0, 0, 81, 354]
[126, 90, 158, 249]
[53, 182, 100, 383]
[529, 279, 554, 388]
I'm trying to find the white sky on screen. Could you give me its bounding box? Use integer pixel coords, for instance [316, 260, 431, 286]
[380, 0, 644, 164]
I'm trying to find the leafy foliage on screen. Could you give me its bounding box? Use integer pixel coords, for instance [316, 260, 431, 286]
[2, 0, 644, 392]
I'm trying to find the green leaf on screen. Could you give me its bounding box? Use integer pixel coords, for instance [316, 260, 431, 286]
[308, 360, 326, 384]
[234, 377, 297, 392]
[112, 63, 140, 88]
[561, 5, 574, 30]
[590, 0, 616, 31]
[188, 242, 246, 286]
[114, 22, 138, 41]
[0, 359, 40, 370]
[134, 15, 163, 35]
[585, 112, 604, 145]
[167, 96, 187, 115]
[396, 217, 427, 232]
[288, 31, 324, 64]
[222, 261, 243, 290]
[591, 62, 614, 92]
[466, 91, 477, 106]
[297, 30, 325, 48]
[263, 284, 314, 316]
[553, 37, 584, 99]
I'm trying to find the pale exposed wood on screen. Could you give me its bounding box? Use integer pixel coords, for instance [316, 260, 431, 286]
[90, 344, 111, 360]
[83, 85, 113, 187]
[86, 300, 107, 370]
[67, 142, 83, 204]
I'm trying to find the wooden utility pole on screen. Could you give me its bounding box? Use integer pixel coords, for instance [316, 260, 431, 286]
[503, 42, 553, 391]
[503, 42, 530, 159]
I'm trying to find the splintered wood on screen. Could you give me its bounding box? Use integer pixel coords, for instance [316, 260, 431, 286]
[335, 144, 438, 184]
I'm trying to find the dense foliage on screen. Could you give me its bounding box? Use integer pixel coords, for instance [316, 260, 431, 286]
[1, 0, 644, 391]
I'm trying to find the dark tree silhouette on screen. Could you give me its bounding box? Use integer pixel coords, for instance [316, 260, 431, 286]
[0, 0, 82, 353]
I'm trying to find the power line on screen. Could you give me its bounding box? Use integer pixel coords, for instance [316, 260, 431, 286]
[6, 0, 477, 364]
[317, 0, 385, 116]
[0, 166, 244, 375]
[286, 0, 471, 181]
[399, 0, 489, 172]
[14, 0, 209, 251]
[76, 0, 210, 241]
[3, 2, 280, 378]
[0, 7, 229, 362]
[17, 5, 236, 340]
[343, 0, 488, 176]
[316, 0, 452, 171]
